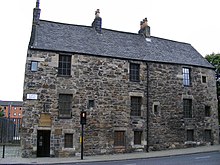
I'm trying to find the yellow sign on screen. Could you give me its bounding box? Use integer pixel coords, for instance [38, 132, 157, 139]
[39, 113, 52, 127]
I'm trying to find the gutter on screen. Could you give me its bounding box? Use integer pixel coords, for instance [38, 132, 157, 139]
[146, 62, 150, 152]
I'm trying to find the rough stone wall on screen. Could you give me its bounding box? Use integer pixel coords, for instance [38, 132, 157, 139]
[22, 50, 219, 157]
[22, 50, 148, 157]
[148, 63, 219, 151]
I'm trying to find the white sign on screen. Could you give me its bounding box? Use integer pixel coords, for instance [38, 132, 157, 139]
[27, 94, 38, 100]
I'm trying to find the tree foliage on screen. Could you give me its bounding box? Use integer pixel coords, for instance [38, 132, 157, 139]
[0, 106, 4, 117]
[205, 53, 220, 71]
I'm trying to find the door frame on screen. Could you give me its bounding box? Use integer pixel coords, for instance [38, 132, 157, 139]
[37, 130, 51, 157]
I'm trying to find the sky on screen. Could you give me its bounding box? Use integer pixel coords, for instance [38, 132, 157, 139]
[0, 0, 219, 101]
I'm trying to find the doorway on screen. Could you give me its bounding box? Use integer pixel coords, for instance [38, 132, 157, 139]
[37, 130, 50, 157]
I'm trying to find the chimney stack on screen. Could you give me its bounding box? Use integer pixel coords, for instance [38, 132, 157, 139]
[33, 0, 41, 25]
[138, 18, 150, 38]
[92, 9, 102, 34]
[29, 0, 41, 47]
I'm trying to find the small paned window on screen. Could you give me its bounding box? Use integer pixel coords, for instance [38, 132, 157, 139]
[130, 63, 140, 82]
[58, 55, 71, 76]
[64, 134, 73, 148]
[205, 106, 211, 117]
[88, 100, 95, 109]
[187, 130, 194, 141]
[204, 130, 211, 142]
[31, 61, 38, 72]
[153, 102, 160, 116]
[134, 131, 142, 145]
[183, 68, 191, 86]
[58, 94, 72, 118]
[183, 99, 192, 118]
[202, 76, 207, 83]
[114, 131, 125, 146]
[131, 96, 142, 116]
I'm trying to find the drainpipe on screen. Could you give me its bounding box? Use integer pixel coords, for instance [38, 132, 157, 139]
[146, 63, 149, 152]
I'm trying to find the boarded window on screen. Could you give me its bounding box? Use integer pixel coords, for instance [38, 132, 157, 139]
[205, 106, 211, 117]
[64, 134, 73, 148]
[130, 63, 140, 82]
[58, 55, 71, 76]
[131, 96, 142, 116]
[114, 131, 125, 146]
[183, 99, 192, 118]
[204, 130, 211, 142]
[59, 94, 72, 118]
[187, 130, 194, 141]
[134, 131, 142, 145]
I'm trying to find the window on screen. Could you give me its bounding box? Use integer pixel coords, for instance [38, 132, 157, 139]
[153, 102, 160, 116]
[205, 106, 211, 117]
[58, 94, 72, 118]
[204, 130, 211, 142]
[187, 130, 194, 141]
[13, 112, 16, 116]
[64, 134, 73, 148]
[183, 68, 191, 86]
[183, 99, 192, 118]
[31, 61, 38, 71]
[202, 76, 207, 83]
[134, 131, 142, 145]
[130, 63, 140, 82]
[58, 55, 71, 76]
[88, 100, 95, 109]
[114, 131, 125, 146]
[131, 96, 142, 116]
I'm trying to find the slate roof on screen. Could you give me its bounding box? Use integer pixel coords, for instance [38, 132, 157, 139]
[30, 20, 213, 69]
[0, 101, 23, 107]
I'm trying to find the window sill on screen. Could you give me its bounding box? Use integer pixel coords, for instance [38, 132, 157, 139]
[58, 117, 72, 119]
[114, 146, 126, 149]
[57, 75, 72, 78]
[130, 80, 140, 83]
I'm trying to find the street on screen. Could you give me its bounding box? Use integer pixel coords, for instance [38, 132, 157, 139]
[58, 151, 220, 165]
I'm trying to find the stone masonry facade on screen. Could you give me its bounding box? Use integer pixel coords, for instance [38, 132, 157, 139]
[21, 49, 219, 157]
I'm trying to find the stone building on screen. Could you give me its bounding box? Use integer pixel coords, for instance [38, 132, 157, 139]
[21, 1, 219, 157]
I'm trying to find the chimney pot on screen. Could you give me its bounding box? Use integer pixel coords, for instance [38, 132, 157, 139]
[138, 17, 150, 38]
[92, 9, 102, 34]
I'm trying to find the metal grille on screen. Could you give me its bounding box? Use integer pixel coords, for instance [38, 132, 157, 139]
[134, 131, 142, 145]
[64, 134, 73, 148]
[0, 118, 21, 143]
[114, 131, 125, 146]
[187, 129, 194, 141]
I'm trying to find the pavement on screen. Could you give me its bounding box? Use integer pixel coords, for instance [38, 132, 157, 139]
[0, 145, 220, 164]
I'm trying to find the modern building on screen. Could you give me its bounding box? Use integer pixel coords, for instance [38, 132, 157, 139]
[0, 101, 23, 119]
[0, 101, 23, 142]
[21, 1, 219, 157]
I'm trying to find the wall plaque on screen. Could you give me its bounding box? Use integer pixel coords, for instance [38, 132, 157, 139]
[39, 113, 52, 127]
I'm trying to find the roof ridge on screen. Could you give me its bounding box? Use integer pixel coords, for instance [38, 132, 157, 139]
[39, 19, 191, 45]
